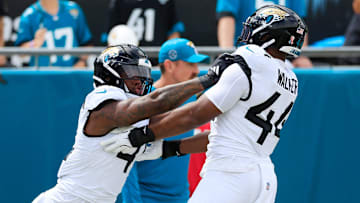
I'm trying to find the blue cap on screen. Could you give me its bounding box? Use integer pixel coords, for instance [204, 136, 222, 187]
[158, 38, 210, 63]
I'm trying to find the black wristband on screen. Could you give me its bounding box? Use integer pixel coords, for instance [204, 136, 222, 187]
[161, 140, 186, 159]
[128, 127, 155, 147]
[199, 74, 217, 89]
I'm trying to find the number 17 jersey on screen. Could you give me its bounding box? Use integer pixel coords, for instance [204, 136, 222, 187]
[203, 44, 298, 173]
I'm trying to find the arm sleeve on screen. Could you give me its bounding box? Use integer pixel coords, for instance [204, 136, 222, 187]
[205, 63, 249, 113]
[216, 0, 240, 20]
[75, 5, 92, 45]
[15, 10, 34, 45]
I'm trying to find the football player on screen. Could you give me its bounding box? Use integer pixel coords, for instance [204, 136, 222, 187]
[32, 44, 230, 203]
[102, 5, 307, 203]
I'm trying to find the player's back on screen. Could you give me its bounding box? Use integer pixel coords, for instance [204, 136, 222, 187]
[204, 45, 298, 173]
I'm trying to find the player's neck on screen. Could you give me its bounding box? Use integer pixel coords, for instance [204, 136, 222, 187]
[40, 0, 59, 15]
[266, 48, 286, 61]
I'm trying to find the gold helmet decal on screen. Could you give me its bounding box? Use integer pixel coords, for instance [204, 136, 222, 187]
[101, 47, 120, 62]
[259, 8, 289, 21]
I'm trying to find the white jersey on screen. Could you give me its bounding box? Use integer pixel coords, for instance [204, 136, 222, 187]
[55, 85, 148, 203]
[203, 44, 298, 173]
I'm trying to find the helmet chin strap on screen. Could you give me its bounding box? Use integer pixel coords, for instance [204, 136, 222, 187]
[261, 38, 276, 49]
[123, 81, 130, 93]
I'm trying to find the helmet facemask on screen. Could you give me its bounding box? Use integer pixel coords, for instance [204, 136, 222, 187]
[117, 62, 153, 96]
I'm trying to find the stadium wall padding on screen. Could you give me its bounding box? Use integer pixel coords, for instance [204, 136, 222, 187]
[0, 69, 359, 203]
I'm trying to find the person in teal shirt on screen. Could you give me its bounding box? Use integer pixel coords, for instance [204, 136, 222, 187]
[216, 0, 308, 48]
[120, 38, 209, 203]
[15, 0, 92, 67]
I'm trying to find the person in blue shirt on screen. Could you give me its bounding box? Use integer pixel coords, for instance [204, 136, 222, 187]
[15, 0, 92, 67]
[120, 38, 210, 203]
[216, 0, 307, 48]
[216, 0, 312, 68]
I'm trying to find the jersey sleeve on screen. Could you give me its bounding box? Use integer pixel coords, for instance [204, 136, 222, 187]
[74, 4, 92, 45]
[15, 7, 35, 46]
[205, 63, 249, 113]
[216, 0, 240, 19]
[84, 86, 127, 111]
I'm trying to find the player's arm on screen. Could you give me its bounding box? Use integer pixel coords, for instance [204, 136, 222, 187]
[86, 54, 235, 136]
[134, 130, 210, 161]
[217, 16, 235, 48]
[85, 78, 205, 136]
[216, 0, 238, 48]
[161, 130, 210, 159]
[149, 95, 221, 140]
[126, 62, 250, 147]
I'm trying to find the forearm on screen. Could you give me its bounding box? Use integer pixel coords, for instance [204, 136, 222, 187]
[162, 131, 209, 159]
[140, 78, 205, 117]
[149, 96, 220, 140]
[129, 98, 216, 147]
[217, 17, 235, 48]
[179, 130, 209, 154]
[149, 103, 204, 139]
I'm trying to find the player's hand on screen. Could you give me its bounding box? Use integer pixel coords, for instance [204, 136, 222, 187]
[33, 28, 47, 48]
[128, 126, 155, 147]
[199, 53, 237, 89]
[100, 133, 137, 155]
[135, 140, 163, 161]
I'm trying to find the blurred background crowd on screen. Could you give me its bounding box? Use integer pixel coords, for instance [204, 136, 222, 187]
[0, 0, 358, 69]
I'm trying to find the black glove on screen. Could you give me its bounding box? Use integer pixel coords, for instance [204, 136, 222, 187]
[161, 140, 186, 159]
[199, 53, 237, 89]
[128, 126, 155, 147]
[128, 126, 186, 160]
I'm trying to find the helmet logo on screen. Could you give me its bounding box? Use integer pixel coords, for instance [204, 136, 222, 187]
[101, 47, 120, 63]
[260, 8, 289, 19]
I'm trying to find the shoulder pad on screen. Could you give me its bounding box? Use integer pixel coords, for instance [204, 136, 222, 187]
[84, 85, 127, 110]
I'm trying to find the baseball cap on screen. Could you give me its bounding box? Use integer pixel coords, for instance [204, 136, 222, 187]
[158, 38, 209, 63]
